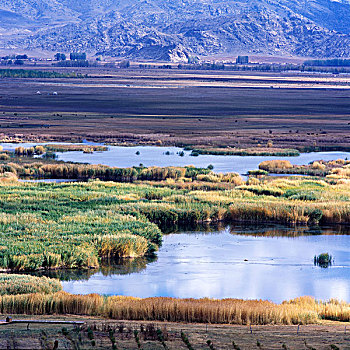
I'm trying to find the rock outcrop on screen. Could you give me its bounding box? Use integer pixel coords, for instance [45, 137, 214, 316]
[1, 0, 350, 61]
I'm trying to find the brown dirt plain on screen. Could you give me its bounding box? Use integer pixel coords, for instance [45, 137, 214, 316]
[0, 67, 350, 149]
[0, 316, 349, 350]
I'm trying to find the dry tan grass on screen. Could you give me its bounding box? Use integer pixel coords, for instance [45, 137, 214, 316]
[0, 293, 349, 325]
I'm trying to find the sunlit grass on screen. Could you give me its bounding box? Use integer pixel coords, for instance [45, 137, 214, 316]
[0, 274, 62, 295]
[0, 167, 349, 271]
[0, 293, 348, 325]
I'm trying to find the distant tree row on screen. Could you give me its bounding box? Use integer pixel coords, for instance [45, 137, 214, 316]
[178, 62, 226, 70]
[1, 54, 28, 60]
[54, 52, 88, 62]
[175, 62, 350, 74]
[70, 52, 87, 61]
[1, 60, 25, 66]
[54, 53, 66, 61]
[0, 69, 85, 78]
[236, 56, 249, 64]
[304, 59, 350, 67]
[55, 60, 97, 67]
[119, 60, 130, 68]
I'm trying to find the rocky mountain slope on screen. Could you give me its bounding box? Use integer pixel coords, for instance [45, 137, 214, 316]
[1, 0, 350, 61]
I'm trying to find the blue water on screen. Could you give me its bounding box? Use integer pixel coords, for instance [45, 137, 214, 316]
[2, 142, 350, 175]
[60, 226, 350, 303]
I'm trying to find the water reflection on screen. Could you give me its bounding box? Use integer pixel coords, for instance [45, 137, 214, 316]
[161, 222, 227, 234]
[38, 224, 350, 303]
[31, 256, 157, 281]
[228, 223, 350, 237]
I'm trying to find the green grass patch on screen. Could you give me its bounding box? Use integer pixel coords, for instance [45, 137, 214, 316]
[0, 274, 62, 295]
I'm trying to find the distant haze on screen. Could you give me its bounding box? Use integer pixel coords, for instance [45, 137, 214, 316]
[1, 0, 350, 61]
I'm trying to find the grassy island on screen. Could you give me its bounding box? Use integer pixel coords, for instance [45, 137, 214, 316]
[188, 146, 300, 157]
[0, 163, 349, 271]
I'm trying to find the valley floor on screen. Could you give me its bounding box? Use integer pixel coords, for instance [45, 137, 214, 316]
[1, 67, 350, 151]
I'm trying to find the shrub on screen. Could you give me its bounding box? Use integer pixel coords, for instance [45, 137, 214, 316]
[307, 209, 323, 224]
[259, 160, 293, 172]
[34, 146, 45, 155]
[311, 161, 326, 170]
[0, 153, 10, 161]
[0, 172, 18, 183]
[314, 253, 332, 268]
[248, 170, 268, 176]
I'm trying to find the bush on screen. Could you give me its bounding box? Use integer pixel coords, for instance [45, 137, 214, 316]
[308, 209, 323, 223]
[311, 161, 326, 170]
[248, 170, 268, 176]
[0, 153, 10, 161]
[314, 253, 332, 268]
[0, 172, 18, 183]
[259, 160, 293, 172]
[35, 146, 45, 155]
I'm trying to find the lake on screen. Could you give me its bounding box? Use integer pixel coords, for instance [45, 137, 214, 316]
[2, 142, 350, 175]
[35, 224, 350, 303]
[4, 142, 350, 303]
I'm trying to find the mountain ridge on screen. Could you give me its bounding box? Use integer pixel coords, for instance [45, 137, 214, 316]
[1, 0, 350, 61]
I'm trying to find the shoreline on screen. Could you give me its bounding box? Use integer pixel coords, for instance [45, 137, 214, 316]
[2, 137, 350, 156]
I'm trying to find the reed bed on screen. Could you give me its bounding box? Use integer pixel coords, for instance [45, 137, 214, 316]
[0, 172, 349, 271]
[44, 144, 108, 153]
[0, 182, 163, 271]
[189, 147, 300, 157]
[0, 209, 161, 271]
[259, 159, 350, 177]
[0, 274, 62, 295]
[228, 200, 350, 225]
[0, 162, 239, 183]
[0, 292, 348, 325]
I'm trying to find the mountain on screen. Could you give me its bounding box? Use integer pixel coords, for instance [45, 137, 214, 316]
[1, 0, 350, 61]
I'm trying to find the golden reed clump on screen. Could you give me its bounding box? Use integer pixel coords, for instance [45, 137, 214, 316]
[259, 160, 293, 172]
[0, 293, 349, 325]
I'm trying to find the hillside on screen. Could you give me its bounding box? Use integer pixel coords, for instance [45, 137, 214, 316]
[1, 0, 350, 61]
